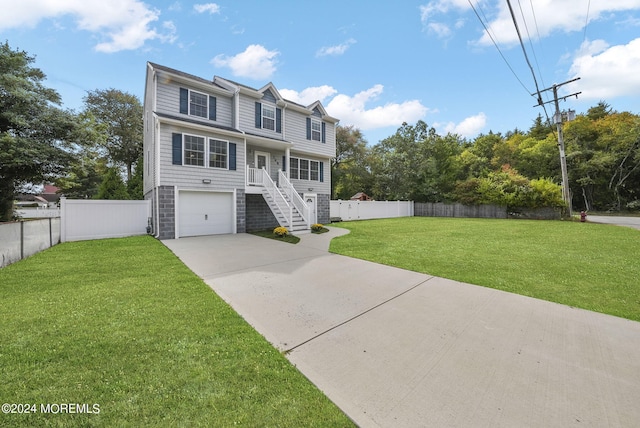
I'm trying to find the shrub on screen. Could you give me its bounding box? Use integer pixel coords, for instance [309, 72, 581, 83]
[273, 226, 289, 237]
[311, 223, 324, 232]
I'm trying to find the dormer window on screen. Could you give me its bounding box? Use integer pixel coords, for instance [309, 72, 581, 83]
[311, 119, 321, 141]
[262, 104, 275, 131]
[254, 102, 281, 133]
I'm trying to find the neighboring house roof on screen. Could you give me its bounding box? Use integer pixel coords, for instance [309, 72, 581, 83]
[351, 192, 372, 201]
[41, 184, 61, 203]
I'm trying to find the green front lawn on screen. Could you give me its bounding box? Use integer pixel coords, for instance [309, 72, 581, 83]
[330, 217, 640, 322]
[0, 236, 353, 427]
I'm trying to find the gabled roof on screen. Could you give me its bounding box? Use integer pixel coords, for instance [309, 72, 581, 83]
[148, 62, 231, 94]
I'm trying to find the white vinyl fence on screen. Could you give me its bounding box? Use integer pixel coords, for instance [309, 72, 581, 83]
[331, 200, 414, 221]
[0, 218, 61, 268]
[60, 198, 151, 242]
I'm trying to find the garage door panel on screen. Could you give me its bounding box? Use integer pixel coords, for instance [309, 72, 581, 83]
[179, 191, 233, 237]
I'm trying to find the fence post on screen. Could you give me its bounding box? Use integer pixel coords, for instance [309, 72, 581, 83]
[20, 221, 24, 260]
[49, 217, 53, 247]
[60, 196, 66, 243]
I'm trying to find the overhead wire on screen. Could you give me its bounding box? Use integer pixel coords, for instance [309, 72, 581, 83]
[467, 0, 532, 95]
[583, 0, 591, 43]
[506, 0, 544, 108]
[520, 0, 551, 122]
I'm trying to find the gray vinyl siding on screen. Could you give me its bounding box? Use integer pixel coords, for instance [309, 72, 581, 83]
[156, 81, 234, 128]
[238, 95, 284, 140]
[285, 112, 336, 158]
[158, 123, 245, 189]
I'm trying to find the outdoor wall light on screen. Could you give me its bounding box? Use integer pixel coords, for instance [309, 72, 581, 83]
[202, 179, 211, 184]
[308, 188, 313, 191]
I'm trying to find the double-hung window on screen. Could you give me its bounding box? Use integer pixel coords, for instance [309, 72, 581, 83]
[262, 104, 275, 130]
[290, 158, 299, 179]
[209, 139, 228, 169]
[299, 159, 309, 180]
[310, 161, 319, 181]
[189, 91, 208, 118]
[289, 157, 321, 181]
[184, 135, 205, 166]
[311, 119, 321, 141]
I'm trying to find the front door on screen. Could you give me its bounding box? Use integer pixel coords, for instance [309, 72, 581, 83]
[255, 151, 270, 175]
[305, 194, 317, 224]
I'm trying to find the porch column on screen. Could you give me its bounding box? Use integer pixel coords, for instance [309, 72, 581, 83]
[285, 147, 290, 178]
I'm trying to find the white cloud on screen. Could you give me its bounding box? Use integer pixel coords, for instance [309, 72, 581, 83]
[194, 3, 220, 14]
[567, 38, 640, 98]
[474, 1, 640, 47]
[316, 38, 357, 57]
[279, 86, 338, 105]
[427, 22, 452, 39]
[325, 85, 429, 130]
[0, 0, 174, 53]
[419, 1, 640, 47]
[212, 44, 279, 80]
[436, 113, 487, 137]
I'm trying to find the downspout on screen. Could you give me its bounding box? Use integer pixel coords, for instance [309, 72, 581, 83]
[154, 115, 161, 238]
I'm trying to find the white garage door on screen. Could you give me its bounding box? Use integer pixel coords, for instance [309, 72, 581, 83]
[179, 191, 234, 237]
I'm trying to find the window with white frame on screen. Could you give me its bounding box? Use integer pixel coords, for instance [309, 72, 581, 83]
[311, 119, 321, 141]
[262, 104, 275, 130]
[184, 135, 205, 166]
[209, 139, 228, 169]
[289, 157, 320, 181]
[290, 158, 299, 179]
[189, 90, 208, 118]
[299, 159, 309, 180]
[310, 161, 319, 181]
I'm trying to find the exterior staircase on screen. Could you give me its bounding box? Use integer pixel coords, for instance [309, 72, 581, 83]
[261, 188, 308, 232]
[254, 168, 310, 232]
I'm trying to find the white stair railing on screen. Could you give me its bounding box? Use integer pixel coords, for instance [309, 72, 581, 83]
[278, 170, 310, 229]
[260, 168, 291, 228]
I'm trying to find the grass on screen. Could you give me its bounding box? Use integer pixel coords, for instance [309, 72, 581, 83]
[329, 217, 640, 322]
[0, 236, 352, 427]
[249, 229, 301, 244]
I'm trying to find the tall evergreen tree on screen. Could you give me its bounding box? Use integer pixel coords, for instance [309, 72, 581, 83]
[0, 42, 77, 221]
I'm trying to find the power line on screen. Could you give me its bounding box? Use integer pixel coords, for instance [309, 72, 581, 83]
[583, 0, 591, 43]
[467, 0, 532, 95]
[518, 0, 551, 121]
[506, 0, 544, 106]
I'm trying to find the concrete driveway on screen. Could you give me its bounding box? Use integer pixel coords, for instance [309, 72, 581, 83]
[164, 229, 640, 428]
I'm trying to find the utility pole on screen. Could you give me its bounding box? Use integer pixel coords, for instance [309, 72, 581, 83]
[533, 78, 581, 217]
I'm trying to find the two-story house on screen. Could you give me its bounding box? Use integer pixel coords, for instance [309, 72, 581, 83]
[143, 62, 338, 239]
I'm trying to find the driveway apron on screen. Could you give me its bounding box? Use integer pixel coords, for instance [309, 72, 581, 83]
[164, 229, 640, 428]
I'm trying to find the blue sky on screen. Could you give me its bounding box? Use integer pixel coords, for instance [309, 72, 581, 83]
[2, 0, 640, 145]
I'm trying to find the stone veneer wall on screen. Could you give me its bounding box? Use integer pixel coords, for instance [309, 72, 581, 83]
[317, 194, 330, 225]
[236, 189, 246, 233]
[245, 194, 279, 232]
[157, 185, 175, 239]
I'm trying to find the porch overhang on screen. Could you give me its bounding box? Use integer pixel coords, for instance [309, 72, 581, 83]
[244, 132, 293, 151]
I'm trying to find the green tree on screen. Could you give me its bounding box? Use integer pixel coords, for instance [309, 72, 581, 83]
[127, 157, 144, 200]
[332, 125, 373, 199]
[0, 41, 76, 220]
[83, 88, 143, 181]
[528, 114, 553, 140]
[96, 168, 129, 200]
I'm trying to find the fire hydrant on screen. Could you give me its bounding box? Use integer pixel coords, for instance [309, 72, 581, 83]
[580, 211, 587, 222]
